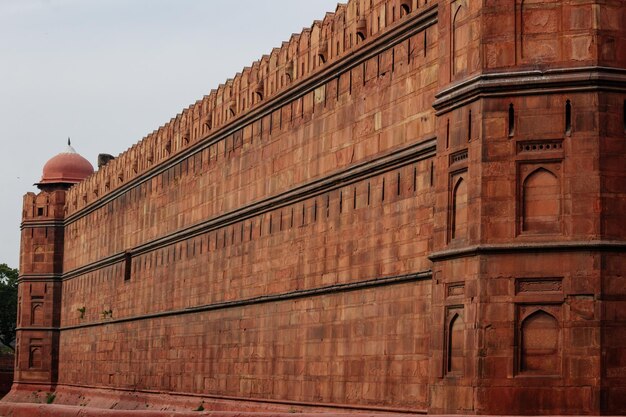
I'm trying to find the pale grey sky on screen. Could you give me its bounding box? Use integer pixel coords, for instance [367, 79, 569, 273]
[0, 0, 342, 268]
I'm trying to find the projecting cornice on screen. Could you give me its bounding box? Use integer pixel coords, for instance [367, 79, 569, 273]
[433, 66, 626, 115]
[18, 273, 63, 282]
[20, 220, 64, 229]
[428, 240, 626, 261]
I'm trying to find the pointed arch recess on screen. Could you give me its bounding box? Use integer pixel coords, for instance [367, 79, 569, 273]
[31, 303, 43, 326]
[520, 310, 560, 374]
[522, 168, 560, 233]
[452, 177, 468, 240]
[447, 312, 465, 374]
[452, 2, 469, 78]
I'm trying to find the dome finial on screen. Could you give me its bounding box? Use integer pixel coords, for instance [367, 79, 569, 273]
[68, 137, 71, 146]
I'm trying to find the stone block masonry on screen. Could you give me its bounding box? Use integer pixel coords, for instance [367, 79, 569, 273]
[4, 0, 626, 415]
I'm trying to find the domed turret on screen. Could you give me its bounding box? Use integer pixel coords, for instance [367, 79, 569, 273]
[37, 139, 94, 188]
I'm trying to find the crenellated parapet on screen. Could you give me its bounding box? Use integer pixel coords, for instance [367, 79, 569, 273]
[65, 0, 425, 216]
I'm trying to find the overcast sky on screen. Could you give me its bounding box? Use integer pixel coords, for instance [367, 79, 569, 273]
[0, 0, 341, 269]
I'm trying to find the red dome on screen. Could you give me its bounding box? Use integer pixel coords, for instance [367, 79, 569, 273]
[38, 144, 94, 185]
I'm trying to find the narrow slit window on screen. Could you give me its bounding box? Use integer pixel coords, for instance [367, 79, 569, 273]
[508, 104, 515, 137]
[397, 172, 401, 195]
[124, 252, 132, 281]
[339, 192, 343, 213]
[565, 100, 572, 136]
[468, 110, 472, 141]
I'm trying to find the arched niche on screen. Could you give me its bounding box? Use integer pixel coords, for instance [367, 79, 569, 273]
[520, 309, 560, 374]
[451, 1, 469, 78]
[451, 177, 468, 240]
[33, 246, 44, 263]
[447, 311, 465, 375]
[31, 303, 43, 326]
[522, 168, 560, 233]
[400, 1, 411, 17]
[29, 346, 42, 369]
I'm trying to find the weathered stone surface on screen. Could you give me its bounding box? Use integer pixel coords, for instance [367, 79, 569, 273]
[4, 0, 626, 415]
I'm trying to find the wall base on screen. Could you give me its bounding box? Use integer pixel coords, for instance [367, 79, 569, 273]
[1, 385, 425, 415]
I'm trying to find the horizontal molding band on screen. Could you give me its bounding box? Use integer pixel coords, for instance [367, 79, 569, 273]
[64, 4, 438, 225]
[18, 274, 63, 283]
[15, 327, 59, 332]
[61, 270, 432, 331]
[20, 383, 427, 415]
[20, 220, 64, 229]
[433, 66, 626, 115]
[63, 137, 437, 280]
[428, 240, 626, 261]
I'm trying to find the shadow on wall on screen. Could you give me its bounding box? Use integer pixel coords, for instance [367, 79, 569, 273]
[0, 354, 14, 398]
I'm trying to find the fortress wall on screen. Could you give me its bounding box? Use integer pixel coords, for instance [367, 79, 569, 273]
[58, 279, 432, 410]
[54, 1, 439, 409]
[64, 0, 429, 218]
[61, 12, 439, 272]
[60, 157, 434, 326]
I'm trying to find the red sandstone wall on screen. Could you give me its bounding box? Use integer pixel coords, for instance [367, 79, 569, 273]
[59, 280, 431, 409]
[54, 1, 439, 411]
[61, 161, 435, 325]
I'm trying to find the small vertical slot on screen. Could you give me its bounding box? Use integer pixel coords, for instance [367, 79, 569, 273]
[397, 172, 401, 196]
[339, 191, 343, 213]
[124, 252, 132, 281]
[382, 178, 386, 201]
[565, 100, 572, 136]
[326, 194, 330, 217]
[508, 104, 515, 138]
